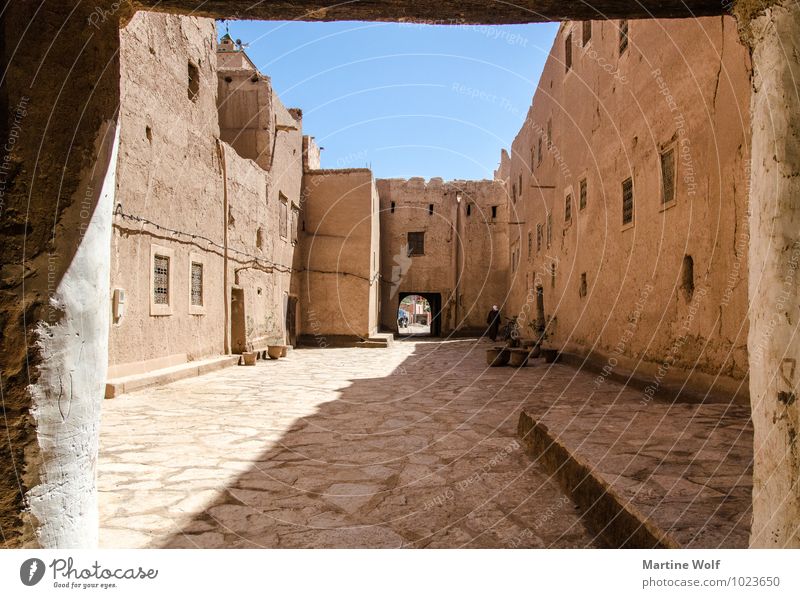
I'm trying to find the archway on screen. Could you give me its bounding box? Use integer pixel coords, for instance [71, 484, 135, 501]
[397, 292, 442, 337]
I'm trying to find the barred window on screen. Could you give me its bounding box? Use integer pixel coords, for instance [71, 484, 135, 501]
[565, 193, 572, 222]
[622, 177, 634, 225]
[661, 147, 676, 204]
[619, 20, 629, 55]
[191, 261, 203, 306]
[153, 255, 170, 305]
[408, 231, 425, 256]
[579, 178, 587, 210]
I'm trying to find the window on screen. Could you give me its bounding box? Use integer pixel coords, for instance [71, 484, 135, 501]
[536, 223, 542, 252]
[565, 193, 572, 223]
[682, 255, 695, 301]
[528, 231, 533, 256]
[428, 203, 434, 215]
[188, 61, 199, 102]
[154, 255, 170, 305]
[579, 272, 587, 297]
[582, 21, 592, 46]
[190, 262, 203, 306]
[150, 244, 174, 316]
[546, 212, 552, 247]
[291, 205, 300, 244]
[579, 178, 587, 210]
[547, 119, 552, 149]
[537, 137, 543, 165]
[660, 147, 676, 205]
[622, 177, 634, 226]
[619, 20, 629, 55]
[491, 205, 498, 219]
[408, 231, 425, 256]
[390, 201, 395, 213]
[466, 203, 472, 216]
[279, 193, 288, 239]
[530, 147, 535, 170]
[512, 182, 517, 203]
[565, 32, 572, 72]
[551, 262, 556, 288]
[518, 174, 523, 198]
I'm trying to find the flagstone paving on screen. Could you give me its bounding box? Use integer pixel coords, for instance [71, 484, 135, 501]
[98, 339, 597, 548]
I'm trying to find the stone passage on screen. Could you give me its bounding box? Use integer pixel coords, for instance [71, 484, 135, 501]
[99, 340, 596, 548]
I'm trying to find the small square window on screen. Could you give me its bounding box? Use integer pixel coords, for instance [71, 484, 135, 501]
[408, 231, 425, 256]
[622, 177, 634, 226]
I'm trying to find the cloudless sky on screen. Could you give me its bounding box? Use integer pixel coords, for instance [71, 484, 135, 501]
[218, 20, 559, 180]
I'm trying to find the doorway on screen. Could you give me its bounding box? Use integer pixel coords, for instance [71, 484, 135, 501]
[285, 294, 298, 347]
[230, 287, 247, 354]
[397, 292, 442, 337]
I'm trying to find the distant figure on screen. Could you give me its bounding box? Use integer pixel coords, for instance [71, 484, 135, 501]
[486, 305, 501, 342]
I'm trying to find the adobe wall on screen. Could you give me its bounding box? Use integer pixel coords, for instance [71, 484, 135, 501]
[503, 16, 752, 399]
[109, 13, 225, 375]
[299, 169, 379, 342]
[377, 177, 509, 335]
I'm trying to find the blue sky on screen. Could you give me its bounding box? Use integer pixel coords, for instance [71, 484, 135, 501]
[219, 20, 558, 180]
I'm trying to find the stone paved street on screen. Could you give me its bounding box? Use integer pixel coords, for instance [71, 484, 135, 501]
[98, 339, 597, 548]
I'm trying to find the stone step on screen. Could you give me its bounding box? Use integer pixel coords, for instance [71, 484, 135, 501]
[105, 355, 239, 398]
[356, 333, 394, 348]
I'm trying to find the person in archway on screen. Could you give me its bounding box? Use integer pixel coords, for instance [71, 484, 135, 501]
[486, 305, 501, 342]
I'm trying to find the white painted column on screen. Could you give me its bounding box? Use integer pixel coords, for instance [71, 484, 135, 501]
[746, 0, 800, 547]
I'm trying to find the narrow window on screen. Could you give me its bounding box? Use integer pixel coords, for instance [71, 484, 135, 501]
[619, 20, 629, 55]
[565, 32, 572, 72]
[546, 212, 552, 247]
[622, 177, 634, 226]
[536, 223, 542, 252]
[528, 231, 533, 256]
[551, 262, 556, 288]
[547, 119, 552, 149]
[660, 147, 676, 205]
[408, 231, 425, 256]
[279, 193, 288, 239]
[537, 137, 543, 164]
[579, 272, 587, 298]
[256, 227, 264, 249]
[682, 255, 695, 301]
[188, 61, 200, 102]
[579, 178, 587, 210]
[518, 174, 523, 198]
[530, 147, 535, 170]
[153, 255, 170, 305]
[565, 193, 572, 223]
[582, 21, 592, 46]
[467, 203, 472, 216]
[491, 205, 498, 219]
[428, 203, 434, 215]
[390, 201, 395, 213]
[291, 205, 300, 244]
[190, 262, 203, 306]
[512, 182, 517, 203]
